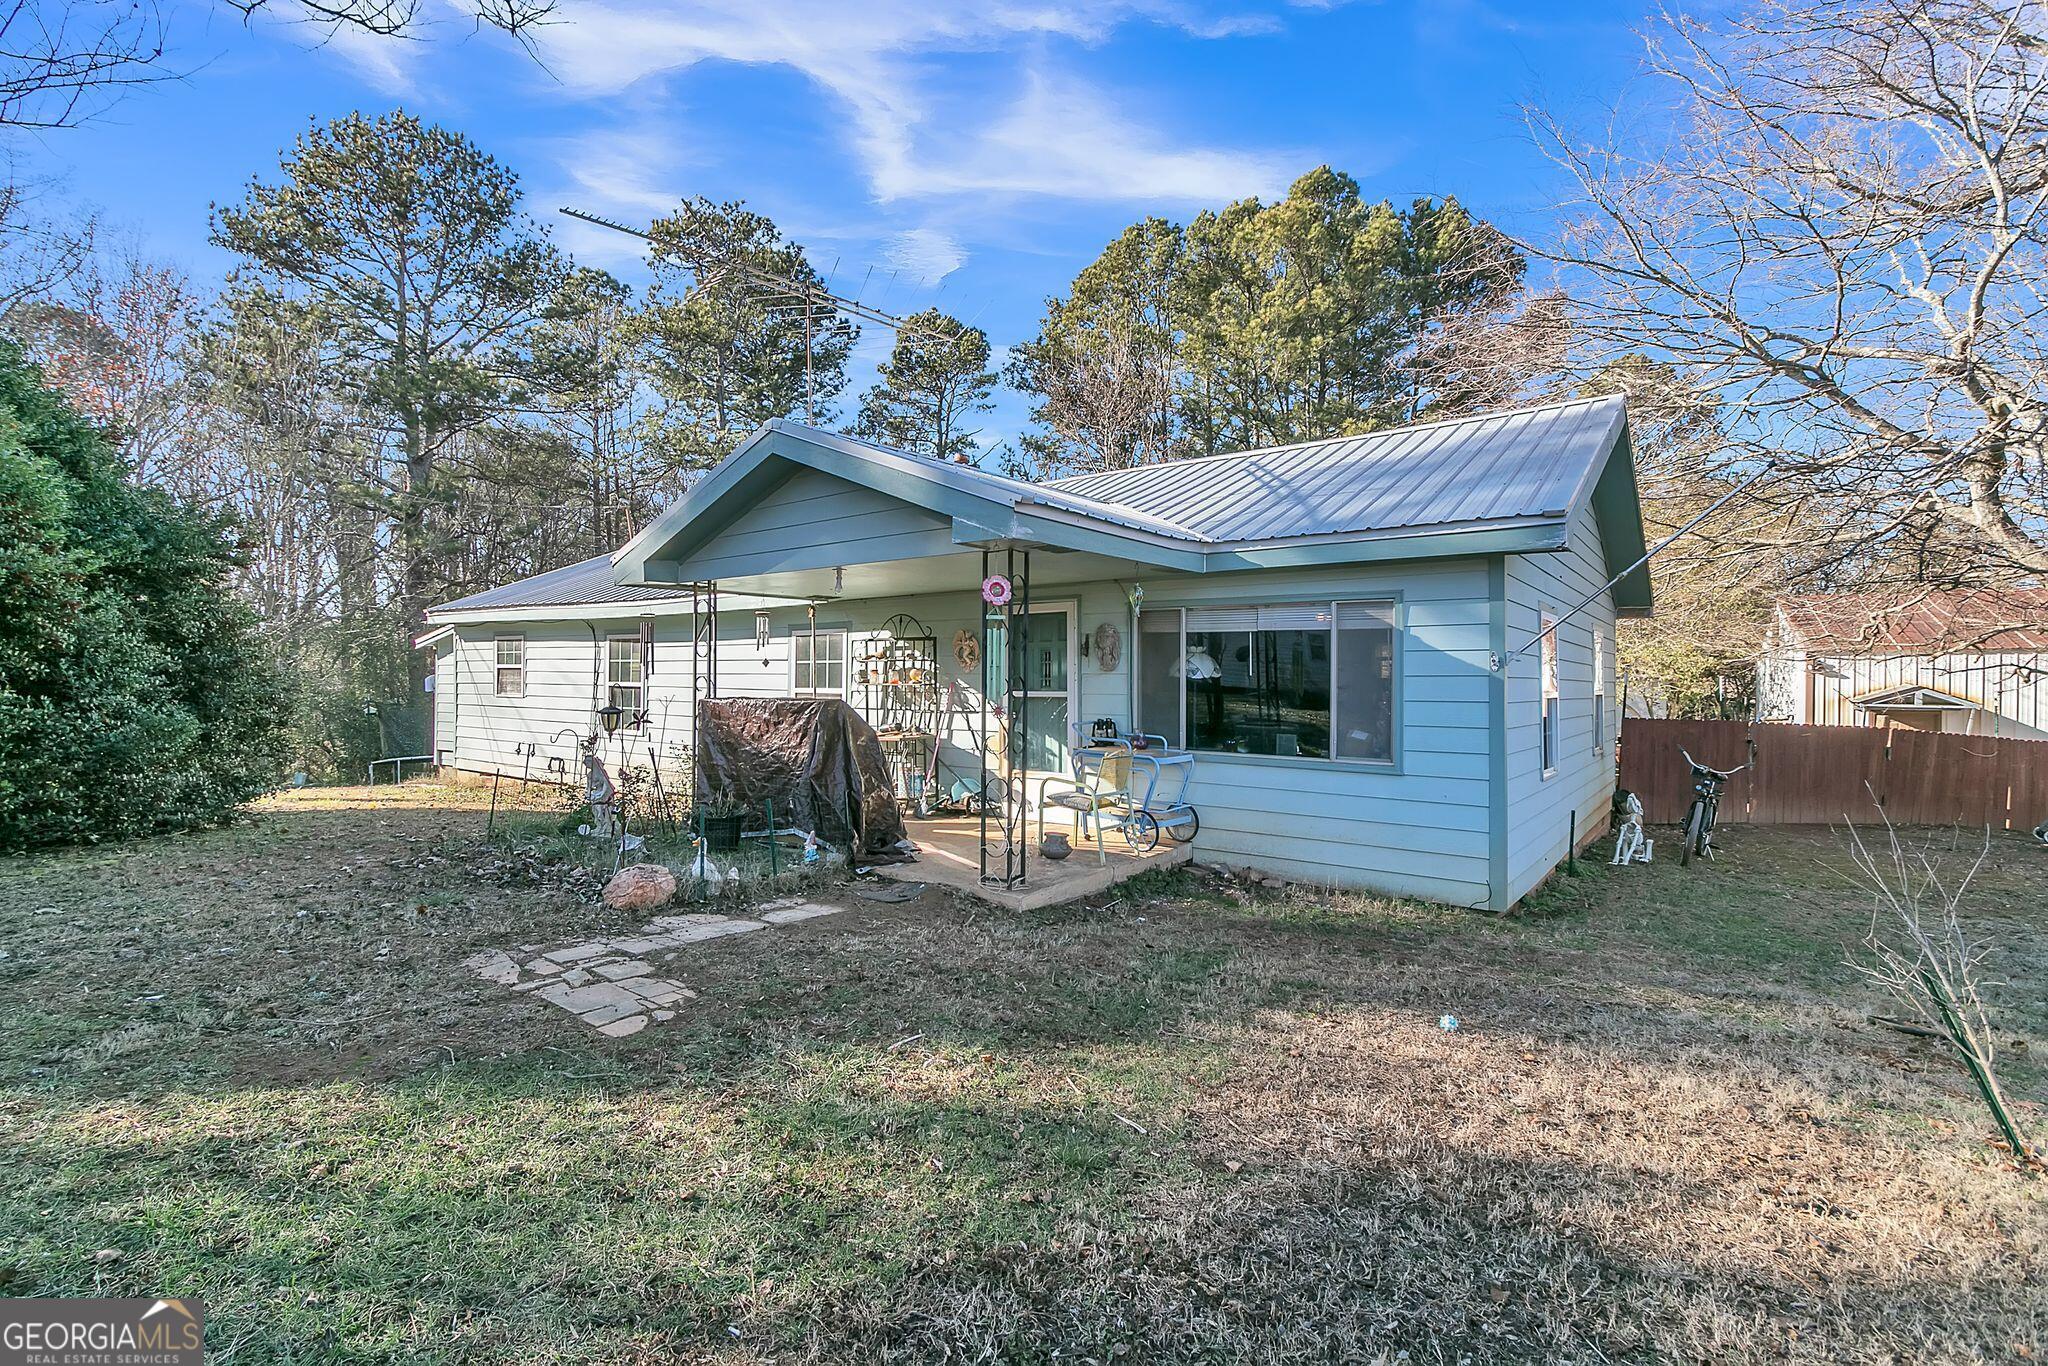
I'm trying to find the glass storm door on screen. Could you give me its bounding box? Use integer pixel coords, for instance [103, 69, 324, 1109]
[1018, 604, 1074, 777]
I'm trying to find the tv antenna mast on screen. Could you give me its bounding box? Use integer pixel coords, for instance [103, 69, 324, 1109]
[560, 206, 967, 425]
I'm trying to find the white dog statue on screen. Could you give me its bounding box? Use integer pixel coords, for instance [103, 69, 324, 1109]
[1611, 790, 1653, 865]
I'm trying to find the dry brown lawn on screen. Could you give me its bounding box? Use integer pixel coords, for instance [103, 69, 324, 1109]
[0, 782, 2041, 1363]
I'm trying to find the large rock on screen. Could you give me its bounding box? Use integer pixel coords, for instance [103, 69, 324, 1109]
[602, 863, 677, 912]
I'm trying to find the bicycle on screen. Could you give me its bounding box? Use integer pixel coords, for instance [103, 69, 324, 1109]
[1677, 747, 1750, 866]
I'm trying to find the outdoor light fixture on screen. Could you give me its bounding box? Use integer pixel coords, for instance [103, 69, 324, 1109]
[597, 704, 624, 736]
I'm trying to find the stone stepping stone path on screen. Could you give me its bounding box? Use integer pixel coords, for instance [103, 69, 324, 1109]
[463, 900, 844, 1037]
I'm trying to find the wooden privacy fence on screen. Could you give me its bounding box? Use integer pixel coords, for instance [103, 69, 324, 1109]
[1618, 718, 2048, 829]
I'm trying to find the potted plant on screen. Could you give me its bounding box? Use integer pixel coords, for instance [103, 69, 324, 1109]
[698, 793, 748, 852]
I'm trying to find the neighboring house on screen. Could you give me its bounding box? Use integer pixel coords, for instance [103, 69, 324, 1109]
[1757, 589, 2048, 740]
[419, 393, 1650, 911]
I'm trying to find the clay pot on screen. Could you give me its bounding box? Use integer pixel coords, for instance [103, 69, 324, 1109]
[1040, 831, 1073, 861]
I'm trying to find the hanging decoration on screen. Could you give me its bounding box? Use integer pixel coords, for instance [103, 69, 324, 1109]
[952, 629, 980, 670]
[1092, 622, 1122, 673]
[981, 575, 1013, 607]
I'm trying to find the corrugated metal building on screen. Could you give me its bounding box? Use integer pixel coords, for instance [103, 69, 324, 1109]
[1758, 590, 2048, 739]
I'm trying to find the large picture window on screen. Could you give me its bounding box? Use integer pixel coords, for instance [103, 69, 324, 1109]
[606, 635, 645, 728]
[792, 629, 846, 696]
[1136, 600, 1398, 764]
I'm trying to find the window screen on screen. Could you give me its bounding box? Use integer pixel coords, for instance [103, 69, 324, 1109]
[1334, 601, 1396, 763]
[1135, 609, 1184, 748]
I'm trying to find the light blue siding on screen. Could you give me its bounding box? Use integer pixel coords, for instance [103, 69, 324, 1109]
[1119, 561, 1495, 907]
[676, 467, 957, 583]
[1501, 498, 1621, 905]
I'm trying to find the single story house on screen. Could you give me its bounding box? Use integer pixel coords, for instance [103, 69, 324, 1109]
[1757, 589, 2048, 740]
[419, 393, 1650, 911]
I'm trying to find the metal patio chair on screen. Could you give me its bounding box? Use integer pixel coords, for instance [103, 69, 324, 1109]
[1036, 744, 1135, 866]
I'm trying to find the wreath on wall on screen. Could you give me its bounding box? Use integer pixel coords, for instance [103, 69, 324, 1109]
[952, 629, 980, 671]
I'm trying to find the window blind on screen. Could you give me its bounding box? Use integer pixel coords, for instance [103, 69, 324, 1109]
[1335, 600, 1395, 630]
[1185, 604, 1332, 632]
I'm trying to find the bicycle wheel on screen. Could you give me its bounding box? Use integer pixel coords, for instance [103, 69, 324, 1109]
[1679, 801, 1707, 867]
[1124, 811, 1160, 852]
[1164, 807, 1200, 843]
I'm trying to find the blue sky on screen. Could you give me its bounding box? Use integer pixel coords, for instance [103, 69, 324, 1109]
[22, 0, 1665, 451]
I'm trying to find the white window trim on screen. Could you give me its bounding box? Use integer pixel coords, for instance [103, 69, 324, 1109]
[1592, 628, 1609, 757]
[606, 634, 647, 731]
[494, 634, 526, 699]
[790, 628, 848, 698]
[1135, 598, 1400, 767]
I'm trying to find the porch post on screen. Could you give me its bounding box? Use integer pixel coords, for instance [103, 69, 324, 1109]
[979, 547, 991, 887]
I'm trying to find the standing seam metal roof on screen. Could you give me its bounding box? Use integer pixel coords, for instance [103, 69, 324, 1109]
[437, 394, 1631, 615]
[434, 554, 696, 613]
[1042, 393, 1624, 542]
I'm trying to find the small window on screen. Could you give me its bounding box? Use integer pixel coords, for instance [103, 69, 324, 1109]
[1592, 630, 1608, 756]
[606, 636, 644, 728]
[792, 629, 846, 696]
[495, 635, 525, 697]
[1539, 612, 1559, 775]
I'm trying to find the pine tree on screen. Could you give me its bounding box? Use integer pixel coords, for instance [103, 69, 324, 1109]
[853, 309, 995, 461]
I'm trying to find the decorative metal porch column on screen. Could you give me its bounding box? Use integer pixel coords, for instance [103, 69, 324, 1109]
[978, 545, 1030, 890]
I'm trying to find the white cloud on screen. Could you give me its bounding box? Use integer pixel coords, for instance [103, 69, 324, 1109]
[883, 227, 967, 284]
[892, 69, 1291, 203]
[531, 1, 1294, 206]
[313, 23, 420, 96]
[557, 123, 695, 216]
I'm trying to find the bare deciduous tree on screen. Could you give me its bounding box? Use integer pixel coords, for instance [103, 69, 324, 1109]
[1006, 317, 1176, 476]
[0, 173, 95, 318]
[1531, 0, 2048, 609]
[1846, 812, 2039, 1167]
[0, 0, 557, 135]
[0, 0, 167, 130]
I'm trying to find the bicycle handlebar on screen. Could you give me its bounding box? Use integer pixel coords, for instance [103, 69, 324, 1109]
[1679, 747, 1750, 779]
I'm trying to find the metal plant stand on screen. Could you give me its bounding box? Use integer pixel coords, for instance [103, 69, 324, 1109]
[860, 612, 939, 813]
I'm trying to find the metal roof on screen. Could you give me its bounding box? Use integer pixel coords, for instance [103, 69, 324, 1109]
[434, 554, 696, 613]
[441, 394, 1644, 619]
[772, 424, 1208, 542]
[1042, 393, 1627, 543]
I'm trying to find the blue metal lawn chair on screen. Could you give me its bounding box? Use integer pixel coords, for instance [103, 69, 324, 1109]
[1037, 727, 1199, 859]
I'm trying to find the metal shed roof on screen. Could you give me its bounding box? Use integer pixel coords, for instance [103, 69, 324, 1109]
[1042, 393, 1627, 544]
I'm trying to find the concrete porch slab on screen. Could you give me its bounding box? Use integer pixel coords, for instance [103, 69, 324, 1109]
[870, 811, 1189, 911]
